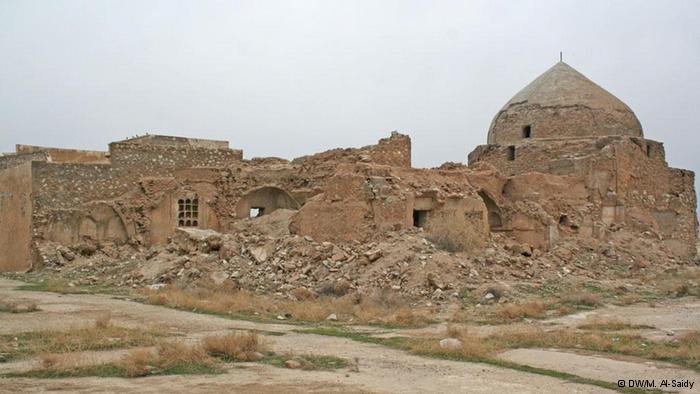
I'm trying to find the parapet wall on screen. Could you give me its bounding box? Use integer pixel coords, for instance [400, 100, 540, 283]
[16, 145, 110, 164]
[0, 151, 47, 171]
[116, 135, 229, 149]
[109, 142, 243, 169]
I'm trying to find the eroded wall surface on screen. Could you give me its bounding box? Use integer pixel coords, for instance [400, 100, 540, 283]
[468, 136, 698, 259]
[0, 162, 33, 272]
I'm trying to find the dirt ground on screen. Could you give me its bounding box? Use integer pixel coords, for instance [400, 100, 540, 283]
[1, 277, 698, 393]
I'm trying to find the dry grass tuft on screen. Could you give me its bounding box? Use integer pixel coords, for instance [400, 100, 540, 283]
[0, 324, 163, 362]
[120, 348, 156, 377]
[289, 287, 316, 301]
[578, 318, 654, 331]
[410, 331, 492, 359]
[425, 212, 484, 253]
[445, 324, 468, 338]
[0, 300, 39, 313]
[143, 283, 430, 327]
[40, 353, 64, 369]
[493, 301, 547, 320]
[37, 352, 85, 371]
[156, 341, 212, 370]
[94, 312, 112, 329]
[202, 332, 266, 361]
[560, 292, 602, 307]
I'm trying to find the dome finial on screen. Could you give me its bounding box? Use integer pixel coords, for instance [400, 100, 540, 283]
[559, 51, 563, 62]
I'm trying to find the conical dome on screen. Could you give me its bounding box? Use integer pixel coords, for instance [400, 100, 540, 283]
[487, 62, 643, 144]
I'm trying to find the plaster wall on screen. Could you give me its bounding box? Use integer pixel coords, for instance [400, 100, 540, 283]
[0, 162, 33, 271]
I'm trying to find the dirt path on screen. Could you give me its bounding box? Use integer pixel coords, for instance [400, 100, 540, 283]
[0, 278, 612, 393]
[499, 349, 700, 393]
[544, 298, 700, 341]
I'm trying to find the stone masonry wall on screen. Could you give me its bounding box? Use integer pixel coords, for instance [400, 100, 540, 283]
[0, 151, 47, 171]
[109, 142, 243, 169]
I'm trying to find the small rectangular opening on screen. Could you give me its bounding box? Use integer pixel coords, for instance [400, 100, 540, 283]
[522, 125, 531, 138]
[507, 146, 516, 161]
[250, 207, 264, 218]
[413, 210, 429, 227]
[646, 144, 652, 158]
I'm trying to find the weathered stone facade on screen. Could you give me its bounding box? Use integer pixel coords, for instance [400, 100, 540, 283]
[470, 62, 697, 259]
[0, 62, 696, 272]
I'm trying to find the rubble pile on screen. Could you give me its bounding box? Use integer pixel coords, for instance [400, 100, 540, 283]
[33, 209, 696, 304]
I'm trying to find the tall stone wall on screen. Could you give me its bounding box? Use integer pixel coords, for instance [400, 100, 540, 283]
[0, 162, 33, 272]
[109, 142, 243, 169]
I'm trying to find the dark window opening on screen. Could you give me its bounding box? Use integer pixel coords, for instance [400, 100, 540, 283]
[413, 210, 429, 227]
[507, 146, 516, 161]
[250, 207, 264, 218]
[522, 125, 531, 138]
[559, 214, 569, 226]
[646, 144, 652, 158]
[177, 196, 199, 227]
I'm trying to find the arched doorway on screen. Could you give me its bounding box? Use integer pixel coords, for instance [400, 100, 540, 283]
[477, 191, 503, 230]
[235, 186, 300, 218]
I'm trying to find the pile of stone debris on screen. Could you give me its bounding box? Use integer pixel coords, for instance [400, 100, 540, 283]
[32, 209, 692, 304]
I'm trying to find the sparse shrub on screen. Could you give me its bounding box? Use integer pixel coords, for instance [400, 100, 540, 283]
[156, 341, 212, 370]
[202, 332, 266, 362]
[40, 353, 63, 369]
[316, 280, 351, 297]
[289, 287, 316, 301]
[561, 292, 602, 307]
[1, 325, 163, 363]
[121, 348, 156, 377]
[445, 324, 468, 338]
[142, 283, 430, 327]
[425, 212, 485, 253]
[0, 301, 39, 313]
[95, 312, 112, 329]
[493, 301, 547, 320]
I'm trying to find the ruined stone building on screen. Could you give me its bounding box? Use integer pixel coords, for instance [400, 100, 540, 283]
[0, 61, 697, 272]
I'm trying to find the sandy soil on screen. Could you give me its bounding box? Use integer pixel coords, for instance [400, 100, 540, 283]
[545, 298, 700, 340]
[0, 278, 612, 394]
[499, 349, 700, 393]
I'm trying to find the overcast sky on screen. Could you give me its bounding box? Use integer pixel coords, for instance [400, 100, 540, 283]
[1, 0, 699, 200]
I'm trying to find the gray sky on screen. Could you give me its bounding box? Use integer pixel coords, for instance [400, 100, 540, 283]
[1, 0, 699, 202]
